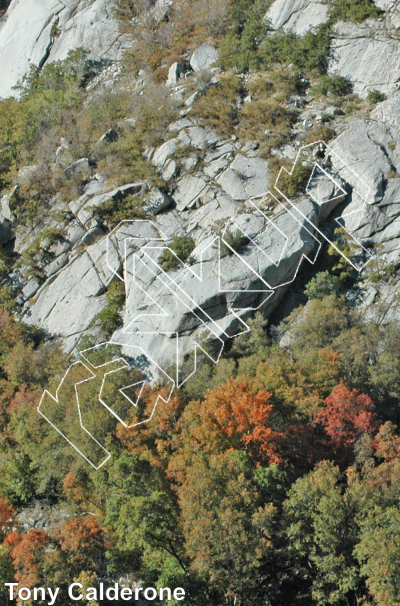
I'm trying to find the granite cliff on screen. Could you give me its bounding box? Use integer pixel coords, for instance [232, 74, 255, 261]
[1, 0, 400, 380]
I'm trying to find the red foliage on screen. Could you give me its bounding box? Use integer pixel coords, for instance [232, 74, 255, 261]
[315, 384, 378, 450]
[4, 529, 49, 586]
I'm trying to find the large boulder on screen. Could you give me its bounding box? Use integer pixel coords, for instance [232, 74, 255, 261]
[326, 96, 400, 266]
[74, 182, 146, 226]
[190, 43, 219, 72]
[167, 62, 187, 86]
[145, 188, 173, 215]
[264, 0, 329, 35]
[0, 0, 125, 99]
[16, 165, 40, 187]
[64, 158, 91, 180]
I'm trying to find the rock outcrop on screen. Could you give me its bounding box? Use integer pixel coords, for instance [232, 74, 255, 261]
[264, 0, 330, 35]
[329, 20, 400, 98]
[329, 92, 400, 266]
[374, 0, 400, 29]
[3, 0, 400, 372]
[14, 114, 359, 362]
[190, 43, 219, 72]
[0, 0, 125, 98]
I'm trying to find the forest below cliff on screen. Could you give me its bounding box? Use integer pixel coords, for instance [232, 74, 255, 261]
[3, 288, 400, 606]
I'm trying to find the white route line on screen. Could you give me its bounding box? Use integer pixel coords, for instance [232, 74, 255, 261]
[38, 361, 111, 470]
[274, 141, 373, 272]
[38, 140, 377, 467]
[122, 252, 225, 387]
[80, 342, 175, 428]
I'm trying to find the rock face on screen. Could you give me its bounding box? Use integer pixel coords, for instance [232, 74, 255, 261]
[264, 0, 329, 35]
[0, 0, 124, 99]
[16, 101, 389, 361]
[6, 109, 400, 380]
[111, 198, 319, 385]
[374, 0, 400, 29]
[329, 20, 400, 98]
[18, 119, 359, 365]
[24, 252, 108, 352]
[329, 93, 400, 206]
[329, 92, 400, 265]
[5, 0, 400, 374]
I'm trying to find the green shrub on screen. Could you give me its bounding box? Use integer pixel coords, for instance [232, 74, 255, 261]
[218, 0, 271, 72]
[367, 89, 387, 104]
[0, 49, 95, 199]
[305, 271, 341, 300]
[344, 98, 363, 115]
[221, 228, 250, 256]
[94, 193, 147, 230]
[19, 228, 65, 278]
[329, 0, 383, 23]
[237, 99, 297, 151]
[190, 74, 241, 138]
[0, 284, 18, 312]
[220, 18, 331, 76]
[112, 0, 151, 21]
[274, 161, 312, 199]
[158, 236, 196, 272]
[92, 280, 125, 338]
[258, 26, 331, 75]
[328, 227, 361, 280]
[301, 124, 336, 147]
[312, 74, 352, 97]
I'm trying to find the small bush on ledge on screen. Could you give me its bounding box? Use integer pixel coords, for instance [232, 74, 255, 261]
[158, 236, 196, 272]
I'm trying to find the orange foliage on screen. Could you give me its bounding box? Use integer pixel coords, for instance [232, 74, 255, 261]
[171, 378, 283, 475]
[117, 390, 184, 466]
[59, 516, 104, 573]
[4, 529, 49, 586]
[63, 473, 88, 505]
[374, 421, 400, 461]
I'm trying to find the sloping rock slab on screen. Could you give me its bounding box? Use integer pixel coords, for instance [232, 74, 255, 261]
[23, 252, 107, 352]
[264, 0, 329, 35]
[329, 20, 400, 98]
